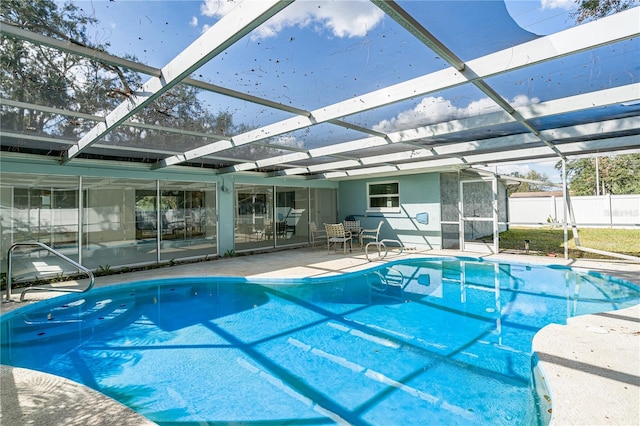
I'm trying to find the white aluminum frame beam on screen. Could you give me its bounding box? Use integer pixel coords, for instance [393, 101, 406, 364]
[0, 23, 317, 123]
[4, 80, 637, 175]
[152, 7, 639, 169]
[226, 83, 640, 175]
[1, 98, 231, 143]
[373, 0, 564, 160]
[461, 134, 640, 164]
[0, 131, 251, 163]
[342, 116, 639, 169]
[1, 97, 384, 165]
[300, 118, 639, 178]
[319, 134, 640, 180]
[1, 98, 332, 163]
[60, 0, 293, 163]
[0, 22, 160, 76]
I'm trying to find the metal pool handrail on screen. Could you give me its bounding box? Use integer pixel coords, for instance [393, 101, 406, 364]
[5, 242, 95, 302]
[365, 239, 404, 262]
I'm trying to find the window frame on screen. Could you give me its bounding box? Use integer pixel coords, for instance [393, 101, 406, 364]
[366, 181, 400, 213]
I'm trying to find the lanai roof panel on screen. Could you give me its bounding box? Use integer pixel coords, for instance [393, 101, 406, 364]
[530, 104, 640, 132]
[215, 144, 302, 162]
[1, 1, 639, 176]
[395, 0, 540, 61]
[265, 121, 377, 151]
[193, 1, 450, 111]
[0, 133, 74, 156]
[340, 83, 505, 133]
[484, 38, 640, 106]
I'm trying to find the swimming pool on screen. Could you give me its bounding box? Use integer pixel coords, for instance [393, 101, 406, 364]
[1, 257, 638, 425]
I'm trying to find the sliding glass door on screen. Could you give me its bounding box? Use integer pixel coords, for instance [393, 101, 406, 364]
[159, 181, 217, 261]
[276, 186, 309, 246]
[235, 185, 274, 251]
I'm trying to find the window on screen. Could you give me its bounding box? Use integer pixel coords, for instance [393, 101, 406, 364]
[367, 182, 400, 212]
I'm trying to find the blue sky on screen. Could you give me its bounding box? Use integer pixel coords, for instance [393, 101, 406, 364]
[71, 0, 585, 181]
[80, 0, 579, 62]
[505, 0, 578, 34]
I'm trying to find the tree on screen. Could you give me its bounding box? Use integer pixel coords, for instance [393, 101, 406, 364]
[0, 0, 253, 167]
[572, 0, 639, 23]
[1, 1, 104, 135]
[566, 3, 640, 195]
[507, 170, 554, 195]
[557, 154, 640, 195]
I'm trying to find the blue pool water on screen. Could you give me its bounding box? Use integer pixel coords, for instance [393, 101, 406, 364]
[1, 257, 638, 425]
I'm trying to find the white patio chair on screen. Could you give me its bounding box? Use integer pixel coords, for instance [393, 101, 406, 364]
[324, 223, 352, 254]
[310, 222, 327, 247]
[360, 220, 384, 249]
[342, 220, 361, 240]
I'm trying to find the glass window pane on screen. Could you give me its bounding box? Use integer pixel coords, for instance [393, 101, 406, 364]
[0, 174, 80, 279]
[370, 197, 399, 208]
[368, 181, 400, 211]
[159, 181, 217, 261]
[276, 187, 309, 246]
[369, 183, 398, 195]
[235, 185, 273, 252]
[5, 178, 78, 252]
[83, 178, 157, 269]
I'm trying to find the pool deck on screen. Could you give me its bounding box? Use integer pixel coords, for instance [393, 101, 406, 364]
[1, 247, 639, 425]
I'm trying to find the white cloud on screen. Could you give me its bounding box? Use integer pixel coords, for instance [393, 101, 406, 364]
[373, 94, 540, 133]
[540, 0, 575, 10]
[199, 0, 384, 39]
[272, 135, 305, 149]
[200, 0, 239, 17]
[189, 16, 198, 27]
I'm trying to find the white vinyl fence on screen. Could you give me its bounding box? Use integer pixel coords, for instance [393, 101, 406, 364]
[508, 194, 640, 229]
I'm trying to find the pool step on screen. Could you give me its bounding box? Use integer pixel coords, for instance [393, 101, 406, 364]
[16, 296, 126, 327]
[4, 285, 194, 345]
[5, 295, 137, 345]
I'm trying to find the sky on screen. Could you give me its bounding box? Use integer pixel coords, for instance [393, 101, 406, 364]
[79, 0, 580, 64]
[68, 0, 587, 182]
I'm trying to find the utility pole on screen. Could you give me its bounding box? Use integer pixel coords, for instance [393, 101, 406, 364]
[595, 156, 600, 196]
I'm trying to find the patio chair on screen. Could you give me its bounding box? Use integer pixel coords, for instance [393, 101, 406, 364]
[276, 220, 287, 237]
[324, 223, 352, 254]
[342, 220, 361, 240]
[310, 222, 327, 247]
[360, 220, 384, 249]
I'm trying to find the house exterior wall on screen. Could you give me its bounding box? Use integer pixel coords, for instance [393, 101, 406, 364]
[338, 173, 442, 249]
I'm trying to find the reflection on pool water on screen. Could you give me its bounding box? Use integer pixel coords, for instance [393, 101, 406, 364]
[2, 257, 638, 425]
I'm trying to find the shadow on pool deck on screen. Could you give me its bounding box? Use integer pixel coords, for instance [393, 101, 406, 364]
[1, 247, 639, 425]
[0, 365, 156, 426]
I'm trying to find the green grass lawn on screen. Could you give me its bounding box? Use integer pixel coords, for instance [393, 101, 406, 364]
[498, 227, 640, 259]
